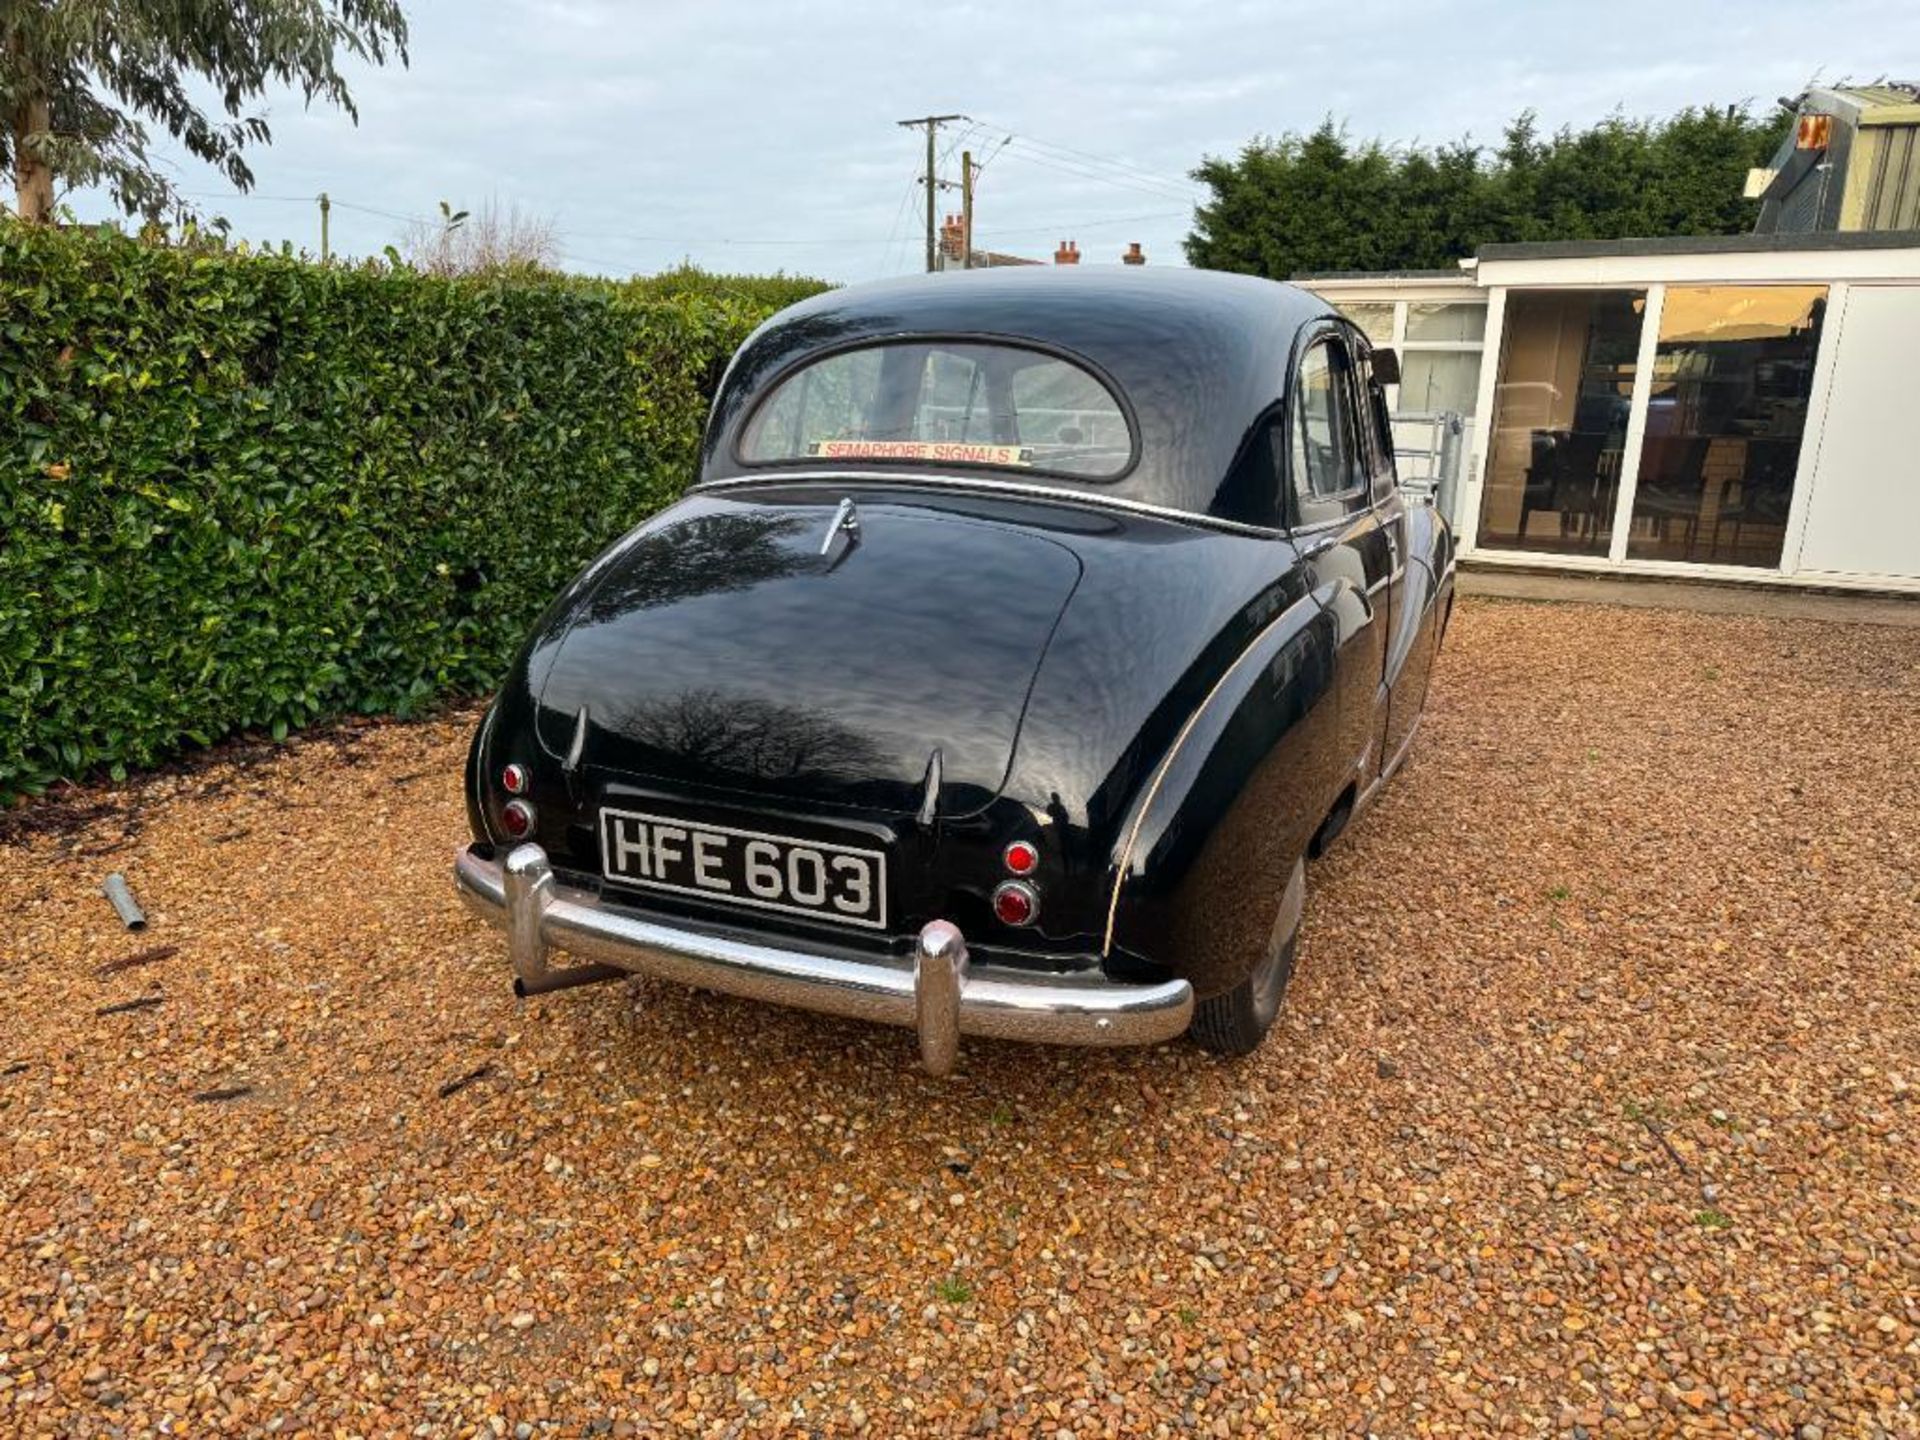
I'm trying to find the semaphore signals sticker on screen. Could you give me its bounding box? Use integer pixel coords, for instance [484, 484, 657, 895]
[808, 440, 1035, 466]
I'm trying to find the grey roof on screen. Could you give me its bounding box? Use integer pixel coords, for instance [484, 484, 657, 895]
[1478, 230, 1920, 262]
[1292, 267, 1465, 281]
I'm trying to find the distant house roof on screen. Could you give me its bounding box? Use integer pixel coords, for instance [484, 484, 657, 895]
[1477, 229, 1920, 261]
[967, 250, 1042, 268]
[1756, 83, 1920, 234]
[1831, 82, 1920, 119]
[1290, 267, 1463, 282]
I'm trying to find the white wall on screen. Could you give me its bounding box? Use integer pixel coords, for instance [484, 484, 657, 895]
[1793, 285, 1920, 582]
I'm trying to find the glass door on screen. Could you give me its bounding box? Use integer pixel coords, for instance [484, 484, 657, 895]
[1476, 290, 1646, 554]
[1626, 286, 1828, 567]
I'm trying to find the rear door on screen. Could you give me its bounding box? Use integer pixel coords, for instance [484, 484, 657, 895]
[1288, 330, 1395, 787]
[1352, 336, 1416, 770]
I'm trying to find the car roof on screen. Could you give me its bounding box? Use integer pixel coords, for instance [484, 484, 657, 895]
[698, 266, 1339, 528]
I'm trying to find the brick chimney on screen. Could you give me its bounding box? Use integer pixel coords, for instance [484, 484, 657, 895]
[1122, 241, 1146, 265]
[940, 214, 965, 264]
[1053, 239, 1080, 265]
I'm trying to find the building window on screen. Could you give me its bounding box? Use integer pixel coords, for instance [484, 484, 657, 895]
[1476, 290, 1647, 555]
[1626, 286, 1827, 568]
[1339, 303, 1396, 347]
[1405, 302, 1487, 344]
[1399, 350, 1482, 418]
[1327, 299, 1489, 420]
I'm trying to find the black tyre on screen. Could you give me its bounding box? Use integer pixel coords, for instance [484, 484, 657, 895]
[1189, 857, 1304, 1057]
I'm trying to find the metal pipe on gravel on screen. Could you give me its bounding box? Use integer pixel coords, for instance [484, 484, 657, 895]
[102, 873, 147, 931]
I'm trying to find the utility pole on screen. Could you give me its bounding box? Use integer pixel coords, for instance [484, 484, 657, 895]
[897, 114, 963, 273]
[960, 150, 975, 269]
[318, 192, 331, 261]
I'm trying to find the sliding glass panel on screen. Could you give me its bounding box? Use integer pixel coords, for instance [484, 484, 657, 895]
[1477, 290, 1645, 554]
[1626, 286, 1827, 567]
[1399, 350, 1481, 417]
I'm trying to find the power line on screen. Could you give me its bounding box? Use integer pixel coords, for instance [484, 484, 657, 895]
[1002, 144, 1200, 199]
[977, 208, 1191, 240]
[329, 197, 435, 225]
[180, 188, 436, 225]
[970, 119, 1203, 195]
[936, 119, 980, 170]
[993, 146, 1197, 202]
[878, 174, 921, 278]
[950, 130, 1197, 201]
[973, 135, 1013, 176]
[567, 230, 910, 247]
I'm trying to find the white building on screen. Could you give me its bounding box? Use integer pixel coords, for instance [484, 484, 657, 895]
[1303, 231, 1920, 593]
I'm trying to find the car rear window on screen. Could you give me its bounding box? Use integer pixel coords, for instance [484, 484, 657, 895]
[738, 341, 1133, 479]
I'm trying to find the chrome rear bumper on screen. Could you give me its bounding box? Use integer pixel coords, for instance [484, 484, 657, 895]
[454, 843, 1193, 1074]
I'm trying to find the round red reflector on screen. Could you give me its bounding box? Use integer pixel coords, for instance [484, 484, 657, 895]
[992, 880, 1038, 927]
[501, 799, 535, 839]
[1003, 840, 1039, 875]
[501, 763, 528, 795]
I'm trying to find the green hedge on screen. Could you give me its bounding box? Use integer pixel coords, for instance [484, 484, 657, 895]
[622, 262, 831, 311]
[0, 224, 810, 797]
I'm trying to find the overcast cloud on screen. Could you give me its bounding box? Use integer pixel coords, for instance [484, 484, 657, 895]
[64, 0, 1916, 281]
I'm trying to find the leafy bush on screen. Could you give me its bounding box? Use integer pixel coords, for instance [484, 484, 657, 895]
[622, 261, 832, 311]
[0, 222, 787, 797]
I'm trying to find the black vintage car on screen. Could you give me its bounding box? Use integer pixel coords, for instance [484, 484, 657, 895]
[456, 267, 1453, 1073]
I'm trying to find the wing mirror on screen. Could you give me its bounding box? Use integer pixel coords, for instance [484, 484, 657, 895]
[1370, 347, 1401, 386]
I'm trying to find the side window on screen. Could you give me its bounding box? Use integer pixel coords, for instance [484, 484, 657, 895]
[1288, 338, 1368, 526]
[1352, 343, 1399, 503]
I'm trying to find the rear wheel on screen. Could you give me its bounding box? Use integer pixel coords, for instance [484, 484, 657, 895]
[1189, 857, 1305, 1056]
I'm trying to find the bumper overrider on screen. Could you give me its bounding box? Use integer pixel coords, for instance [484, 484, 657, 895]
[454, 843, 1193, 1075]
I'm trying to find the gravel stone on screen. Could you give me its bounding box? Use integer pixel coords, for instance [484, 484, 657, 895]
[3, 597, 1918, 1434]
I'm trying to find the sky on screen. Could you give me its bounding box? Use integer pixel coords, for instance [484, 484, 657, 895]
[63, 0, 1917, 283]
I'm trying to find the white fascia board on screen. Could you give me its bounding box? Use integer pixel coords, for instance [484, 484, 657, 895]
[1475, 247, 1920, 289]
[1297, 276, 1483, 303]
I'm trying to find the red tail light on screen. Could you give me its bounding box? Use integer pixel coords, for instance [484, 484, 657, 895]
[501, 763, 529, 794]
[992, 880, 1038, 927]
[1003, 840, 1039, 875]
[501, 799, 535, 839]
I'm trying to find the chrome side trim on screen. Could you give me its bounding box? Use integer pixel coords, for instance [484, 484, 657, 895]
[454, 844, 1192, 1070]
[470, 699, 500, 844]
[690, 471, 1287, 541]
[1378, 710, 1423, 786]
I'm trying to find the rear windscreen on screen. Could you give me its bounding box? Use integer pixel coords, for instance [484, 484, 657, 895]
[738, 341, 1134, 479]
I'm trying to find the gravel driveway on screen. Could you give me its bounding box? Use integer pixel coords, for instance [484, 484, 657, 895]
[4, 597, 1917, 1437]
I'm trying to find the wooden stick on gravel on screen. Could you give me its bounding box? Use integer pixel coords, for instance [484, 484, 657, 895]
[1637, 1111, 1693, 1176]
[437, 1063, 495, 1099]
[192, 1085, 254, 1103]
[95, 995, 164, 1017]
[95, 943, 179, 978]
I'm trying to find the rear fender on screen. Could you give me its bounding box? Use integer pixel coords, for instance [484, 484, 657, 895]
[1104, 583, 1349, 999]
[1385, 540, 1437, 688]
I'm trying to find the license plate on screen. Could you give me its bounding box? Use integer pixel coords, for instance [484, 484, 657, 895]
[598, 807, 887, 930]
